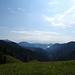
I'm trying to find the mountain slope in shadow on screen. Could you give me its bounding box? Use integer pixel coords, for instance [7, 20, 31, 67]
[0, 40, 50, 62]
[46, 41, 75, 60]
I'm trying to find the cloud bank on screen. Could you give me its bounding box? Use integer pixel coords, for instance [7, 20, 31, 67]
[11, 30, 75, 43]
[43, 5, 75, 28]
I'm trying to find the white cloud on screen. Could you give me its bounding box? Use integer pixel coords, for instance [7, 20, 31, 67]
[11, 30, 75, 43]
[65, 6, 75, 14]
[47, 8, 58, 12]
[42, 15, 54, 22]
[52, 23, 68, 28]
[17, 8, 25, 11]
[7, 7, 25, 13]
[7, 8, 15, 13]
[11, 30, 61, 43]
[10, 11, 15, 13]
[42, 5, 75, 28]
[48, 1, 59, 5]
[11, 30, 60, 35]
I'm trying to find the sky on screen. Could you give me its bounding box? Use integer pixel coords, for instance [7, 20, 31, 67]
[0, 0, 75, 43]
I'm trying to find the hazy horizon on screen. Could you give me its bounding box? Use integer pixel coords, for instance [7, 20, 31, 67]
[0, 0, 75, 43]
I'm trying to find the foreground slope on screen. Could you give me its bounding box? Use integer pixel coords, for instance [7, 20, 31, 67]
[0, 60, 75, 75]
[6, 55, 22, 63]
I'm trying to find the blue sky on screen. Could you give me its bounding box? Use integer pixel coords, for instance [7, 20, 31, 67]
[0, 0, 75, 43]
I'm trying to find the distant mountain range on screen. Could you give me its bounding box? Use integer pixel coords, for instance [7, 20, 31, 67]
[18, 42, 52, 49]
[0, 39, 75, 61]
[46, 41, 75, 60]
[0, 40, 50, 62]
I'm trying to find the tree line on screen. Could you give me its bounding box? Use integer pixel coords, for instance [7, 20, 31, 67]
[0, 46, 13, 64]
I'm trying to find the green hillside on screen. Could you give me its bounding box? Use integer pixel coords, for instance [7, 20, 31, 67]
[0, 60, 75, 75]
[6, 55, 22, 63]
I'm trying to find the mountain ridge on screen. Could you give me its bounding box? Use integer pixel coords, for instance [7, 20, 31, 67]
[46, 41, 75, 60]
[0, 40, 50, 62]
[18, 41, 52, 49]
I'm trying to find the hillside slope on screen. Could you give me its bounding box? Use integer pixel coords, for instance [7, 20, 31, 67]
[46, 41, 75, 60]
[0, 40, 50, 61]
[6, 55, 22, 63]
[0, 60, 75, 75]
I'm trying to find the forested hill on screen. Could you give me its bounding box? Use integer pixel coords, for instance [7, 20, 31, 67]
[0, 40, 50, 64]
[46, 41, 75, 60]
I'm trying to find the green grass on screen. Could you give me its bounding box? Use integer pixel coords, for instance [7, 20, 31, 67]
[0, 59, 75, 75]
[6, 55, 22, 63]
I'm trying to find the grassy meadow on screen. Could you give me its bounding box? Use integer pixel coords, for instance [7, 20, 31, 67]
[0, 56, 75, 75]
